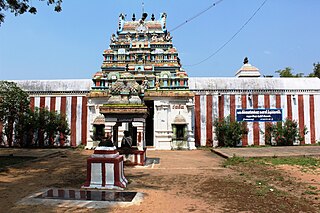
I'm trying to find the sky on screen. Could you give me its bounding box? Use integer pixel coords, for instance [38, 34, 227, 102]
[0, 0, 319, 80]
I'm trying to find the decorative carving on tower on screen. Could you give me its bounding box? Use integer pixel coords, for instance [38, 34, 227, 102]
[89, 12, 191, 97]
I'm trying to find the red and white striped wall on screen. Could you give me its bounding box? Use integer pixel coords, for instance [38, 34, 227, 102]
[29, 95, 88, 147]
[194, 93, 320, 147]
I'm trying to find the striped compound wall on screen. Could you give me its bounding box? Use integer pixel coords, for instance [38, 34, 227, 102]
[9, 77, 320, 148]
[14, 79, 92, 147]
[193, 93, 320, 146]
[190, 78, 320, 147]
[29, 95, 88, 147]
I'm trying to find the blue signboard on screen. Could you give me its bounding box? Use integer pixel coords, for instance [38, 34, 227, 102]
[236, 109, 282, 122]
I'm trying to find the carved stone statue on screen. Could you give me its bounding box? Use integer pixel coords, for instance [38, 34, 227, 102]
[125, 32, 131, 41]
[121, 131, 132, 148]
[151, 33, 158, 42]
[141, 76, 149, 90]
[110, 34, 117, 43]
[98, 135, 114, 147]
[165, 32, 173, 42]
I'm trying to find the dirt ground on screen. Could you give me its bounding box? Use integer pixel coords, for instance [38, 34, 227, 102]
[0, 149, 319, 213]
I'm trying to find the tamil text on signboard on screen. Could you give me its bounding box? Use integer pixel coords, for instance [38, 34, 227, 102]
[236, 109, 282, 122]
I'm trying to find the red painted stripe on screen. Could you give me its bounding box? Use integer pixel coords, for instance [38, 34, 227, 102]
[59, 97, 67, 147]
[30, 97, 35, 111]
[50, 97, 56, 112]
[69, 190, 75, 199]
[101, 191, 106, 201]
[276, 94, 281, 109]
[135, 154, 138, 164]
[81, 96, 88, 145]
[287, 95, 292, 120]
[264, 95, 271, 145]
[80, 190, 86, 199]
[253, 94, 259, 146]
[298, 95, 305, 145]
[40, 97, 45, 109]
[309, 95, 315, 144]
[39, 97, 45, 146]
[0, 122, 2, 144]
[218, 95, 224, 121]
[60, 97, 67, 115]
[83, 159, 92, 187]
[206, 95, 213, 146]
[71, 96, 77, 147]
[101, 163, 106, 186]
[47, 189, 53, 197]
[241, 95, 248, 146]
[58, 189, 65, 198]
[230, 95, 236, 122]
[194, 95, 201, 146]
[264, 95, 270, 109]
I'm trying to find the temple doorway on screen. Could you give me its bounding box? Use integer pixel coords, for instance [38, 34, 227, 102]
[145, 100, 154, 146]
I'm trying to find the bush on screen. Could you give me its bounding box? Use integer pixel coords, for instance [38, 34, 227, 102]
[268, 119, 307, 146]
[214, 116, 247, 147]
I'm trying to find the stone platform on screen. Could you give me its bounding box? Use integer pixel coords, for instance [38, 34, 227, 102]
[82, 147, 127, 189]
[19, 188, 143, 209]
[118, 147, 146, 166]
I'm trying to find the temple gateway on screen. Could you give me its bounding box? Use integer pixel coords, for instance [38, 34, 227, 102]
[11, 13, 320, 149]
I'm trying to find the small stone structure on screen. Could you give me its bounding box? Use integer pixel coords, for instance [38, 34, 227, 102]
[82, 146, 127, 189]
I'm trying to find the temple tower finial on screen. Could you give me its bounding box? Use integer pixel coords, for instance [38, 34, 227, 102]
[142, 1, 144, 14]
[243, 57, 249, 64]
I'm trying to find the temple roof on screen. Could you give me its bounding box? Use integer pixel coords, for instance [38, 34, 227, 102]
[235, 57, 261, 78]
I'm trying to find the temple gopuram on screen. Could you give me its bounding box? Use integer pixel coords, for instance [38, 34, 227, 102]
[87, 13, 196, 150]
[5, 12, 320, 150]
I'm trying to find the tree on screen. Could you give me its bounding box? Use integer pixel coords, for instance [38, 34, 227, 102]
[308, 62, 320, 78]
[0, 0, 62, 25]
[0, 81, 30, 147]
[268, 119, 307, 146]
[213, 116, 247, 147]
[275, 67, 304, 78]
[17, 107, 70, 147]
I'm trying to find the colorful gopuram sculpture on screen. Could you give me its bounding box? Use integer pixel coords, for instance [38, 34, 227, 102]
[87, 12, 195, 151]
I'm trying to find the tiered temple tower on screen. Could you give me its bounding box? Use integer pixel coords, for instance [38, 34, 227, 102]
[87, 13, 195, 150]
[91, 12, 189, 93]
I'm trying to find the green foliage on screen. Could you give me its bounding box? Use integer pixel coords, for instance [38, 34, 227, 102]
[17, 107, 70, 147]
[0, 0, 62, 25]
[267, 156, 319, 168]
[213, 116, 247, 147]
[268, 119, 307, 146]
[308, 62, 320, 78]
[224, 156, 319, 170]
[0, 81, 70, 147]
[275, 67, 304, 78]
[0, 81, 30, 147]
[223, 156, 248, 167]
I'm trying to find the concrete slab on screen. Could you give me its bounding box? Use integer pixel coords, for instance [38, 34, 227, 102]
[18, 188, 144, 209]
[212, 146, 320, 158]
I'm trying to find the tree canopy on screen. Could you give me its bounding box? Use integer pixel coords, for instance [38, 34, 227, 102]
[308, 62, 320, 78]
[0, 81, 29, 146]
[0, 81, 70, 147]
[0, 0, 62, 25]
[275, 67, 304, 78]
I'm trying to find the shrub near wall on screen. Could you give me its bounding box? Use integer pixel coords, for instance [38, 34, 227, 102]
[268, 119, 307, 146]
[214, 116, 247, 147]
